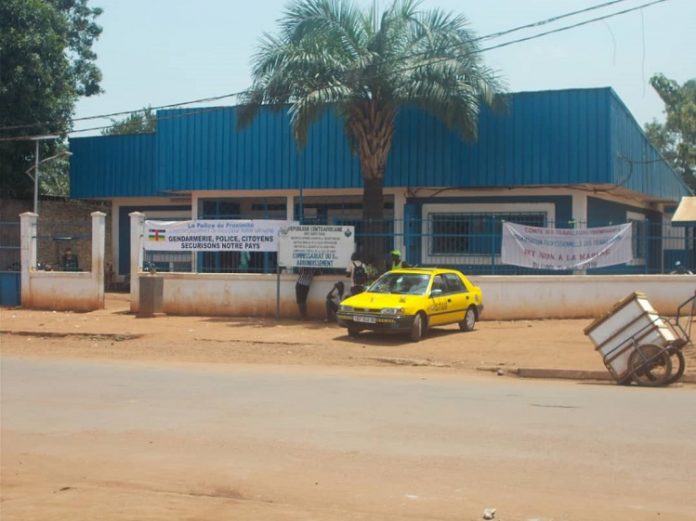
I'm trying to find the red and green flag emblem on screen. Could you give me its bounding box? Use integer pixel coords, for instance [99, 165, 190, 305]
[148, 228, 166, 241]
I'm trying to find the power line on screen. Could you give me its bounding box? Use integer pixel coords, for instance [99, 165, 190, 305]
[478, 0, 667, 54]
[0, 91, 243, 133]
[0, 0, 669, 140]
[474, 0, 630, 43]
[0, 0, 643, 135]
[70, 106, 236, 136]
[362, 0, 667, 81]
[0, 0, 658, 137]
[0, 105, 238, 141]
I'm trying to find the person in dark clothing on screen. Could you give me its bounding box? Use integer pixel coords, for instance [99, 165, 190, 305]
[325, 281, 345, 322]
[346, 252, 368, 295]
[62, 247, 79, 271]
[295, 267, 314, 319]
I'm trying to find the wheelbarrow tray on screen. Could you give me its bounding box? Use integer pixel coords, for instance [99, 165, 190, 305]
[584, 292, 677, 382]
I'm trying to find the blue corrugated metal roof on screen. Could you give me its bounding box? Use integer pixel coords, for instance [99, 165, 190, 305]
[608, 90, 689, 201]
[69, 88, 690, 201]
[70, 133, 156, 198]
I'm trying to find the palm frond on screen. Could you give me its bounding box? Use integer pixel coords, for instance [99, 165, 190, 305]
[289, 83, 354, 146]
[282, 0, 368, 63]
[242, 0, 506, 146]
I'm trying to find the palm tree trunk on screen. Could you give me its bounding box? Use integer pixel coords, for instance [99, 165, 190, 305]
[348, 101, 395, 268]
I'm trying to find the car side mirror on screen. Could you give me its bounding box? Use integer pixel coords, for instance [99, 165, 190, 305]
[430, 288, 443, 297]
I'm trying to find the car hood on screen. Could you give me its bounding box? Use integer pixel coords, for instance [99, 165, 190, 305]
[342, 292, 421, 309]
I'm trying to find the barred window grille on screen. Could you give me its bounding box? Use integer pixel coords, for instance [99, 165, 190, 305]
[430, 213, 547, 255]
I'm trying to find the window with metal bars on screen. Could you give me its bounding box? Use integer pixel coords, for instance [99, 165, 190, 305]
[430, 213, 547, 255]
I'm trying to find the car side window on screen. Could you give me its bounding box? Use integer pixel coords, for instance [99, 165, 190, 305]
[431, 275, 447, 294]
[444, 273, 466, 293]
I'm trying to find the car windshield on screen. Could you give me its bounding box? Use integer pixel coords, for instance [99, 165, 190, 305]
[368, 273, 430, 295]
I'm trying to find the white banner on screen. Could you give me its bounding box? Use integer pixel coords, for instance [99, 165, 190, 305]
[501, 222, 633, 270]
[278, 225, 355, 269]
[143, 220, 292, 251]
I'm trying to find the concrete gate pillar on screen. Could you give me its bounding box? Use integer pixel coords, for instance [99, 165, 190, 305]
[19, 212, 38, 307]
[91, 211, 106, 307]
[129, 212, 145, 313]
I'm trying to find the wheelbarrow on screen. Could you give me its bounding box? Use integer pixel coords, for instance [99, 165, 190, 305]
[584, 291, 694, 386]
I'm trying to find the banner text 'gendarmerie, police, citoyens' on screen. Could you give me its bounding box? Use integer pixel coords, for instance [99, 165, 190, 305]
[170, 234, 275, 250]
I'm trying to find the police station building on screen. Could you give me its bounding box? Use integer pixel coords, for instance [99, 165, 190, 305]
[69, 87, 691, 281]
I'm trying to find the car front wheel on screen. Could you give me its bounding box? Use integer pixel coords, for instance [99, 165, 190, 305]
[347, 326, 361, 337]
[459, 306, 476, 332]
[410, 312, 426, 342]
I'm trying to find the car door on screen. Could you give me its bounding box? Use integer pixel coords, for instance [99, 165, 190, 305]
[443, 273, 468, 324]
[427, 274, 450, 325]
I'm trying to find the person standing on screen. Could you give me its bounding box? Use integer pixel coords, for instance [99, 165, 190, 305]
[238, 250, 250, 272]
[387, 249, 407, 271]
[364, 255, 379, 283]
[346, 252, 368, 295]
[62, 247, 79, 271]
[295, 267, 314, 320]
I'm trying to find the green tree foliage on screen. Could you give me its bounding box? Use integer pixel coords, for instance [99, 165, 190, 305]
[645, 74, 696, 190]
[102, 107, 157, 136]
[0, 0, 103, 199]
[37, 143, 72, 197]
[239, 0, 504, 259]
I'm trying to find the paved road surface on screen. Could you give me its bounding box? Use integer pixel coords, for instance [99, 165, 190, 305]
[2, 356, 695, 520]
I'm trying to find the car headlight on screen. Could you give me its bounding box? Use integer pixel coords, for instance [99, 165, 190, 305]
[339, 305, 353, 312]
[381, 307, 405, 315]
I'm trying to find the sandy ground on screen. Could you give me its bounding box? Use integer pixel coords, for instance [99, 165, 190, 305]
[2, 293, 695, 378]
[3, 294, 696, 521]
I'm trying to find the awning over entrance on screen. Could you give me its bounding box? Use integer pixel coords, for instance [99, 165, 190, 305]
[672, 196, 696, 226]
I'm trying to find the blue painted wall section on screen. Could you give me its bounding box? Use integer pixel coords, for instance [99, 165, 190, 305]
[69, 88, 690, 201]
[587, 196, 662, 274]
[0, 272, 21, 306]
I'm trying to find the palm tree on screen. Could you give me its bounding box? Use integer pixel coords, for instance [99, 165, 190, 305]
[239, 0, 504, 261]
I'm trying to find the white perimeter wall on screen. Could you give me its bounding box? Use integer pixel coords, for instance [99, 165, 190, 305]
[131, 272, 694, 320]
[475, 275, 694, 319]
[21, 212, 105, 311]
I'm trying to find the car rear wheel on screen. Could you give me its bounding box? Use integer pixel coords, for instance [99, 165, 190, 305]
[459, 306, 476, 332]
[410, 312, 426, 342]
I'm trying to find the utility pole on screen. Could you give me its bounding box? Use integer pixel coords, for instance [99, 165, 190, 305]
[28, 135, 60, 214]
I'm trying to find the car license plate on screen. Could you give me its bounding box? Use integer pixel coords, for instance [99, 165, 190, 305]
[354, 315, 376, 324]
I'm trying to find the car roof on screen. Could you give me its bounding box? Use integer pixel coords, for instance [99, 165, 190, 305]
[388, 267, 462, 275]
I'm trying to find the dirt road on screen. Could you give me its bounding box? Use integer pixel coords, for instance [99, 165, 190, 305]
[2, 294, 696, 520]
[3, 356, 696, 521]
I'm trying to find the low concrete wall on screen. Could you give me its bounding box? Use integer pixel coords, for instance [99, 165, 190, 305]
[21, 212, 105, 311]
[148, 272, 340, 319]
[26, 272, 101, 311]
[131, 272, 695, 320]
[474, 275, 695, 319]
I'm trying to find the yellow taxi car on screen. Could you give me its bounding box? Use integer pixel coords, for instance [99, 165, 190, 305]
[336, 268, 483, 342]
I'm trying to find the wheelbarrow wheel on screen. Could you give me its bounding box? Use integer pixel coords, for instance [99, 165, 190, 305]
[629, 344, 673, 387]
[665, 349, 686, 385]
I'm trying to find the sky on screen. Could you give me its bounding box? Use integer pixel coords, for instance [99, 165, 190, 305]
[72, 0, 695, 135]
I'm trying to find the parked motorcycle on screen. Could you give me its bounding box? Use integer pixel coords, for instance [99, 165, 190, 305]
[670, 261, 693, 275]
